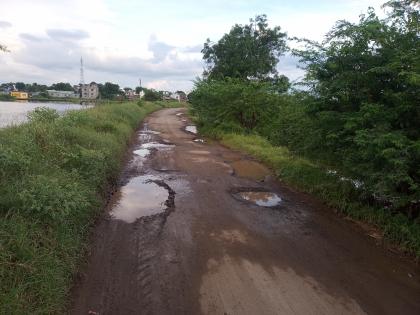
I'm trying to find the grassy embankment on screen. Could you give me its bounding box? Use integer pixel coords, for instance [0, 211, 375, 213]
[202, 130, 420, 258]
[0, 101, 166, 314]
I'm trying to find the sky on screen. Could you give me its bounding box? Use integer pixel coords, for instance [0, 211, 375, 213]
[0, 0, 385, 92]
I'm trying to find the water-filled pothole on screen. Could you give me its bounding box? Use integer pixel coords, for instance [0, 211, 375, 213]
[133, 148, 150, 157]
[110, 175, 169, 223]
[231, 188, 282, 207]
[141, 142, 174, 149]
[185, 125, 197, 134]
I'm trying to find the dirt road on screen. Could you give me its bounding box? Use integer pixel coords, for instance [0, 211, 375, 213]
[70, 108, 420, 315]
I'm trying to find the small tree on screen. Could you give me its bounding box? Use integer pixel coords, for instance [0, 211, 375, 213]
[99, 82, 120, 99]
[15, 82, 26, 91]
[49, 82, 73, 91]
[202, 15, 287, 81]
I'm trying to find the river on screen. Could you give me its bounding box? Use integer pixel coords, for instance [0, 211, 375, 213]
[0, 101, 91, 128]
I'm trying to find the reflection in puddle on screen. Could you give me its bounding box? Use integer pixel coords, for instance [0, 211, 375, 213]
[141, 142, 174, 149]
[185, 125, 197, 134]
[231, 160, 270, 180]
[110, 176, 168, 223]
[194, 139, 205, 143]
[236, 191, 282, 207]
[140, 130, 161, 135]
[133, 148, 150, 157]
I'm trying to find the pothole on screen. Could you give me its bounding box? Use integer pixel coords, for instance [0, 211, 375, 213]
[231, 188, 282, 207]
[110, 175, 171, 223]
[141, 142, 174, 149]
[133, 148, 150, 157]
[139, 130, 161, 135]
[185, 125, 197, 134]
[230, 160, 271, 181]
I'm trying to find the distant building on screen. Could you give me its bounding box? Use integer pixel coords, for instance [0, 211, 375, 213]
[80, 82, 99, 99]
[174, 91, 188, 102]
[46, 90, 78, 98]
[124, 89, 137, 100]
[10, 91, 28, 100]
[162, 91, 172, 100]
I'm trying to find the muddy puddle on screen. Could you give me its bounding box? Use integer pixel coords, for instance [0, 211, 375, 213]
[110, 175, 169, 223]
[185, 125, 197, 134]
[234, 191, 282, 207]
[230, 160, 271, 181]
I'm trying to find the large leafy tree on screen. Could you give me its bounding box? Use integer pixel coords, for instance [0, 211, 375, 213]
[99, 82, 120, 99]
[202, 15, 287, 82]
[293, 0, 420, 209]
[49, 82, 74, 91]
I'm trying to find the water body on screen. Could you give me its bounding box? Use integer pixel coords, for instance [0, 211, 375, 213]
[0, 101, 90, 128]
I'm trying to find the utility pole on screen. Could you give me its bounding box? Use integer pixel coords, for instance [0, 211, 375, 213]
[79, 57, 85, 98]
[80, 57, 85, 85]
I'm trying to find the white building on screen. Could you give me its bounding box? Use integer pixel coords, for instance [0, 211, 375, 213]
[46, 90, 78, 98]
[81, 82, 99, 99]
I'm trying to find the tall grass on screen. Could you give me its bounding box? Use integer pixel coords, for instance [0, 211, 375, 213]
[0, 101, 162, 314]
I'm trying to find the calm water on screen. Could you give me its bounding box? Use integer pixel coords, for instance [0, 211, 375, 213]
[0, 101, 90, 128]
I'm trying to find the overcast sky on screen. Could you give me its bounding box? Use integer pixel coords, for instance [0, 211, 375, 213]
[0, 0, 385, 92]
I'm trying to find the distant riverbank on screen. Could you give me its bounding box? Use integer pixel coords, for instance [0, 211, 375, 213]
[0, 101, 91, 128]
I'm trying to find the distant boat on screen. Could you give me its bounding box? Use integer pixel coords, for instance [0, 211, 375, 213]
[10, 91, 29, 100]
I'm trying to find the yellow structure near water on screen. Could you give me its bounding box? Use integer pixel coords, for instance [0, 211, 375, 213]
[10, 91, 29, 100]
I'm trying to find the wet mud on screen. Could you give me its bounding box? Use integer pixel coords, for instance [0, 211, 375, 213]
[231, 159, 271, 181]
[70, 108, 420, 315]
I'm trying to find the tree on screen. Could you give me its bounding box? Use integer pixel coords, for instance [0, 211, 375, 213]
[15, 82, 26, 91]
[99, 82, 120, 99]
[135, 86, 143, 94]
[49, 82, 73, 91]
[202, 15, 287, 81]
[293, 0, 420, 210]
[0, 44, 8, 52]
[26, 83, 48, 93]
[143, 88, 161, 101]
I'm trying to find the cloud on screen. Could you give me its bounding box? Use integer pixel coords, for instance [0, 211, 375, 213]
[46, 29, 89, 41]
[182, 44, 203, 53]
[20, 33, 45, 42]
[0, 21, 12, 28]
[276, 53, 305, 82]
[148, 36, 175, 63]
[8, 29, 203, 91]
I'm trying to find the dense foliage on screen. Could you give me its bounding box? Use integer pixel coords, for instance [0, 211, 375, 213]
[291, 0, 420, 213]
[98, 82, 121, 99]
[0, 102, 161, 313]
[202, 15, 289, 91]
[190, 1, 420, 251]
[142, 88, 162, 101]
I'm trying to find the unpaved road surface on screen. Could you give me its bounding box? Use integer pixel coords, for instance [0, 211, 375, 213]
[71, 108, 420, 315]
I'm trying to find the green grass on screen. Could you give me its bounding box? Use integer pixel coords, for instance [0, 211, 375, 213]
[217, 133, 420, 257]
[0, 101, 163, 314]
